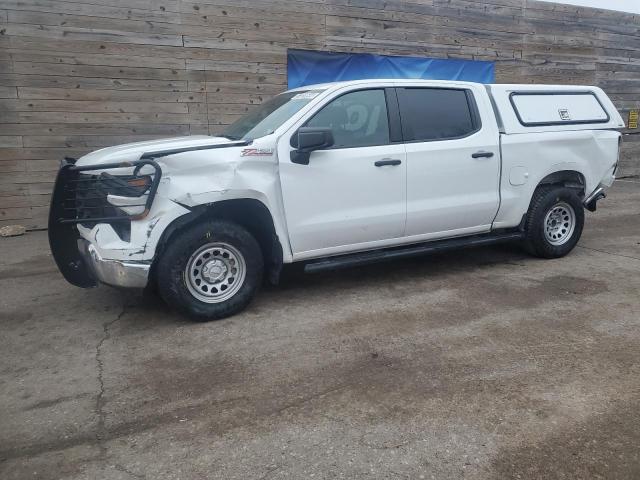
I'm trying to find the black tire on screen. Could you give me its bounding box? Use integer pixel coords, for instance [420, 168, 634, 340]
[156, 220, 263, 321]
[524, 186, 585, 258]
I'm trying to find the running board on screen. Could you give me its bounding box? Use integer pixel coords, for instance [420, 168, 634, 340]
[304, 232, 525, 274]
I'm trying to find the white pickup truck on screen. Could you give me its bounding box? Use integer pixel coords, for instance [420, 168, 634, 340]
[49, 79, 624, 320]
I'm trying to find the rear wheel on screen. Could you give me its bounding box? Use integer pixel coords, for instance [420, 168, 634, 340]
[157, 220, 263, 321]
[524, 186, 584, 258]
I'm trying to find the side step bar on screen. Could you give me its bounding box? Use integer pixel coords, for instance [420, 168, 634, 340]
[304, 231, 525, 274]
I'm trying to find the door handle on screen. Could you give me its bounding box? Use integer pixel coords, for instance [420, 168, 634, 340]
[471, 151, 494, 159]
[375, 158, 402, 167]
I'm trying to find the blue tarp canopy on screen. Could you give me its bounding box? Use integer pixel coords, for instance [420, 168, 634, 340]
[287, 49, 495, 89]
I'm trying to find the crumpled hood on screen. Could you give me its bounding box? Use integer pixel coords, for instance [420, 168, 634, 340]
[75, 135, 237, 166]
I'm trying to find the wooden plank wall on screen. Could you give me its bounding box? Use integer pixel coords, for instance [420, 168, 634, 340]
[0, 0, 638, 228]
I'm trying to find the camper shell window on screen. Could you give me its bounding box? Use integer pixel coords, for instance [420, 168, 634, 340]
[509, 91, 610, 127]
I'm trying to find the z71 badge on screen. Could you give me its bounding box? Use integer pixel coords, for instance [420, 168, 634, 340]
[241, 148, 274, 157]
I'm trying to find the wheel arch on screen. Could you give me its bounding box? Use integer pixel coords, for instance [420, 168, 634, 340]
[151, 198, 284, 286]
[536, 169, 586, 197]
[514, 170, 587, 232]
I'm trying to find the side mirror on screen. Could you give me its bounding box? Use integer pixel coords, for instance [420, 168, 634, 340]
[290, 127, 334, 165]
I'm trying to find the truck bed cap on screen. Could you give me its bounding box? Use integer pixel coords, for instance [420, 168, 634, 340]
[486, 84, 625, 134]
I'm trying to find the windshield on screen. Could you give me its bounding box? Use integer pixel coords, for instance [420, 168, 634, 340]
[221, 90, 324, 141]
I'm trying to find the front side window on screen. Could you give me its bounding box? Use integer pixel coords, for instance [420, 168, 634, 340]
[222, 89, 324, 141]
[306, 89, 390, 148]
[397, 88, 478, 142]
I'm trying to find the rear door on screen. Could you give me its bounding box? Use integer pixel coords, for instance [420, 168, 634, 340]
[397, 86, 501, 239]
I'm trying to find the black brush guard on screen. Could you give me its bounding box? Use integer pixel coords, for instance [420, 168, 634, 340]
[48, 158, 162, 287]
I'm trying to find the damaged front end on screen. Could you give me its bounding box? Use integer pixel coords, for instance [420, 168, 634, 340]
[48, 157, 162, 288]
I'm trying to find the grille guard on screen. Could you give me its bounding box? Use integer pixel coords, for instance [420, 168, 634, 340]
[54, 158, 162, 225]
[48, 157, 162, 287]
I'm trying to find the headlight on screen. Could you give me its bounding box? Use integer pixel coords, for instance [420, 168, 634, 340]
[101, 173, 152, 196]
[104, 174, 153, 215]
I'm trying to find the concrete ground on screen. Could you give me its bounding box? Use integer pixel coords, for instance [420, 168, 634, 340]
[1, 181, 639, 480]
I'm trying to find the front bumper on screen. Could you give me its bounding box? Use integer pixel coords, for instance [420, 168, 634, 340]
[78, 239, 150, 288]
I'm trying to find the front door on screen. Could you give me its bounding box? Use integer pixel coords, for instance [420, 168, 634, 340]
[278, 88, 406, 260]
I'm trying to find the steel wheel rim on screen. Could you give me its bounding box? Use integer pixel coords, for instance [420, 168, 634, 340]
[185, 242, 246, 303]
[544, 201, 576, 246]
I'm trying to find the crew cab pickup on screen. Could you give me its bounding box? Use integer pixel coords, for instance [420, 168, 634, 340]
[48, 79, 624, 320]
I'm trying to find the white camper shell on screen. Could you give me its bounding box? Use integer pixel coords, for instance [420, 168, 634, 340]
[487, 84, 625, 134]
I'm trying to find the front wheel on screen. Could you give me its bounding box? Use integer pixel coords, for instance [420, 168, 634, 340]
[156, 220, 263, 321]
[524, 186, 585, 258]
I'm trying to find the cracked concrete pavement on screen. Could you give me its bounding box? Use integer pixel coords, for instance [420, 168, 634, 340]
[1, 180, 639, 479]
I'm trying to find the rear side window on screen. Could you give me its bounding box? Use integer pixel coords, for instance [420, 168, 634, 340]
[397, 88, 479, 142]
[306, 89, 390, 148]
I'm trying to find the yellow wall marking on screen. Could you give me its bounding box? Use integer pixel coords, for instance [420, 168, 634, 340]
[629, 110, 638, 129]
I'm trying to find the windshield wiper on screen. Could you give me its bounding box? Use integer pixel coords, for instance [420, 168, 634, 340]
[218, 134, 242, 141]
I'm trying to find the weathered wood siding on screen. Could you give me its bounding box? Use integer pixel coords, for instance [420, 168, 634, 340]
[0, 0, 638, 228]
